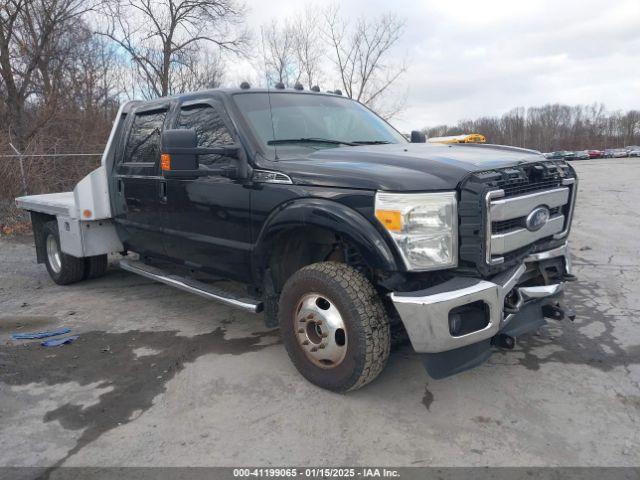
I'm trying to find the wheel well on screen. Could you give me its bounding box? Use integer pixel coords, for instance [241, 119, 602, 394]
[263, 227, 409, 346]
[266, 226, 369, 294]
[30, 211, 57, 264]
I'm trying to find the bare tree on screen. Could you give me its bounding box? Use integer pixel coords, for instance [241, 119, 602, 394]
[323, 5, 406, 115]
[422, 103, 640, 152]
[292, 7, 324, 89]
[0, 0, 101, 148]
[174, 50, 225, 92]
[260, 19, 298, 87]
[100, 0, 248, 98]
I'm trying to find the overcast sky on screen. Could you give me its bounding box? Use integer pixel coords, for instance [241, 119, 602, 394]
[230, 0, 640, 132]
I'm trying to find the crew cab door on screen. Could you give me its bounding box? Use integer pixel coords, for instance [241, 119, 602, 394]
[113, 106, 169, 257]
[162, 100, 251, 282]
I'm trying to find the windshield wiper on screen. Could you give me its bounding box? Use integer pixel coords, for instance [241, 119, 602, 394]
[267, 137, 357, 146]
[351, 140, 392, 145]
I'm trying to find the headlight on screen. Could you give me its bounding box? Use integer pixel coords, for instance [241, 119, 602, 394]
[375, 191, 458, 271]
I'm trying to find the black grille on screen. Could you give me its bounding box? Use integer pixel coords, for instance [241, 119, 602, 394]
[494, 162, 570, 197]
[492, 206, 561, 233]
[500, 178, 562, 197]
[458, 159, 576, 276]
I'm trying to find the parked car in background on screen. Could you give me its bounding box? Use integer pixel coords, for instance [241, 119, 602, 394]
[625, 146, 640, 154]
[613, 149, 629, 158]
[603, 149, 616, 158]
[629, 149, 640, 157]
[560, 151, 577, 161]
[575, 151, 590, 160]
[587, 150, 603, 159]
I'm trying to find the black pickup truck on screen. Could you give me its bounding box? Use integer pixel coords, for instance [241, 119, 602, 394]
[16, 86, 577, 392]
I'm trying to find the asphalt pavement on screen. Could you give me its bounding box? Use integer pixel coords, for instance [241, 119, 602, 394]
[1, 158, 639, 469]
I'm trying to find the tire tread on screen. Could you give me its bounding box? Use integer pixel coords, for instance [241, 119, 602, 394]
[280, 262, 390, 391]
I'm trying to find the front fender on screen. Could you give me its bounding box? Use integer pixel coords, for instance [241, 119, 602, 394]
[252, 197, 399, 276]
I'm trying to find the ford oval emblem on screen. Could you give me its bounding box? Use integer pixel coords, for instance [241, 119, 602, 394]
[526, 206, 550, 232]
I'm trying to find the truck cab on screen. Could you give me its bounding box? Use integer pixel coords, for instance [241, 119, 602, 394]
[16, 86, 578, 392]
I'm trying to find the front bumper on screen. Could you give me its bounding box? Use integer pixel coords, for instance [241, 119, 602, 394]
[391, 243, 571, 355]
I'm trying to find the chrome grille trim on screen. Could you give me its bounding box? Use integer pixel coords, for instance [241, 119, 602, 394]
[490, 187, 569, 222]
[491, 215, 565, 254]
[553, 178, 577, 239]
[484, 178, 576, 264]
[485, 189, 505, 265]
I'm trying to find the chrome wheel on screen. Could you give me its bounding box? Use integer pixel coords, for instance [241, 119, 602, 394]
[295, 293, 348, 369]
[46, 233, 62, 274]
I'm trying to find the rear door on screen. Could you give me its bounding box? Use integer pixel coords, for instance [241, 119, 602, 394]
[113, 106, 169, 257]
[162, 100, 252, 281]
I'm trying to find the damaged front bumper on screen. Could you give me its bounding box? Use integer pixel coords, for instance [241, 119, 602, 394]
[391, 243, 573, 378]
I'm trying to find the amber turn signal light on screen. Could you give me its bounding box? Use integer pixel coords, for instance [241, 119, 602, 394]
[375, 210, 402, 231]
[161, 154, 171, 171]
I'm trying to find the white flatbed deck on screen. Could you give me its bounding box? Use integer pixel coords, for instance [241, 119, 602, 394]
[15, 192, 76, 218]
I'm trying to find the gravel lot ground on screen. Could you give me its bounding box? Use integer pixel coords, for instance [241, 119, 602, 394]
[1, 158, 639, 470]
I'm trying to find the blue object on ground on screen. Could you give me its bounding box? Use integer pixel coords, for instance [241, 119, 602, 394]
[41, 335, 79, 347]
[11, 327, 71, 340]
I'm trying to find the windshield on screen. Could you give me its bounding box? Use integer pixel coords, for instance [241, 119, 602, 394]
[232, 92, 407, 154]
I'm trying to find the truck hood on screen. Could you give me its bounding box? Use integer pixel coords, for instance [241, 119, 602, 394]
[274, 143, 545, 191]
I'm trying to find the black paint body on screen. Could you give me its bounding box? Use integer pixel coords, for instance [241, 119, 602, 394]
[107, 88, 555, 291]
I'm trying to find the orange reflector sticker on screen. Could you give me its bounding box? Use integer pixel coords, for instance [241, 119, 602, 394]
[375, 210, 402, 231]
[161, 154, 171, 171]
[82, 209, 92, 218]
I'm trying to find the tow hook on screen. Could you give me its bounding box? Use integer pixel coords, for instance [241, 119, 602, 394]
[492, 334, 516, 350]
[542, 302, 576, 321]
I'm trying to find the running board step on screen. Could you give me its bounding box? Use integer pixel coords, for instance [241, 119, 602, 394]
[119, 259, 263, 313]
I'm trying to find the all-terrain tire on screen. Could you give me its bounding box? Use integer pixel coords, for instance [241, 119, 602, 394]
[279, 262, 390, 392]
[84, 254, 108, 279]
[42, 221, 86, 285]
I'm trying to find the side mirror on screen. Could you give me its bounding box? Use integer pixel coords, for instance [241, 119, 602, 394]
[160, 128, 243, 179]
[410, 130, 426, 143]
[161, 129, 199, 171]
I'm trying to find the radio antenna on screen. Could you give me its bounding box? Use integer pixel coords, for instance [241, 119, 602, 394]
[260, 26, 278, 160]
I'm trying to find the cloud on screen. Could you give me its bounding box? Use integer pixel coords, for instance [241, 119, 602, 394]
[235, 0, 640, 131]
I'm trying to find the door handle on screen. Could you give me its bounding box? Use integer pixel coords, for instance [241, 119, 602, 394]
[118, 178, 124, 193]
[159, 180, 167, 203]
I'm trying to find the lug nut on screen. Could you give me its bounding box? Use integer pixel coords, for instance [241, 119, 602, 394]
[310, 347, 318, 352]
[319, 344, 326, 349]
[302, 340, 309, 345]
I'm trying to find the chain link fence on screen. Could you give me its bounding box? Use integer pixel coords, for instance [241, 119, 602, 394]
[0, 151, 102, 234]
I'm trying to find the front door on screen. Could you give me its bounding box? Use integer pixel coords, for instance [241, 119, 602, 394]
[162, 101, 252, 282]
[113, 107, 168, 258]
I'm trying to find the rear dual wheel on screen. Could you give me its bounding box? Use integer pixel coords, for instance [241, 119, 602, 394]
[279, 262, 390, 392]
[42, 221, 107, 284]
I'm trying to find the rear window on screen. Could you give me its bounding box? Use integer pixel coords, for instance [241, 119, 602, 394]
[123, 110, 167, 163]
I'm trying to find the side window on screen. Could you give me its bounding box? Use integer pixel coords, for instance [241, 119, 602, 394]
[177, 104, 234, 166]
[123, 110, 166, 164]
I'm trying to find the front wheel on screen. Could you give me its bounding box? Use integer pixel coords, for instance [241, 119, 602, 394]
[43, 221, 85, 285]
[279, 262, 390, 392]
